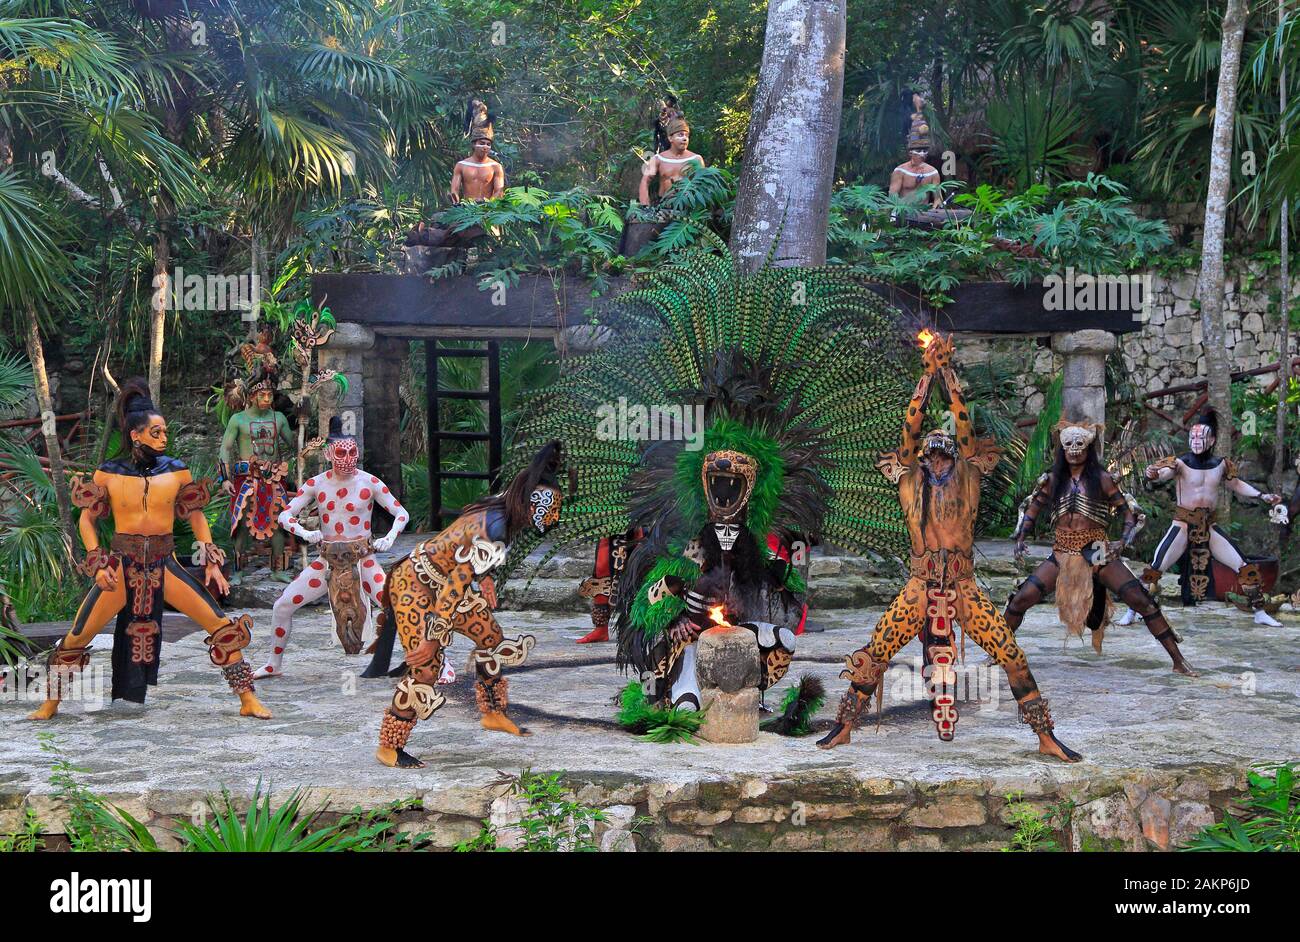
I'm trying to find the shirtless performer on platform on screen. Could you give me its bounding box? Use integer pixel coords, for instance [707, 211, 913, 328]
[1117, 410, 1285, 627]
[639, 108, 705, 206]
[450, 124, 504, 204]
[889, 94, 942, 210]
[406, 99, 504, 247]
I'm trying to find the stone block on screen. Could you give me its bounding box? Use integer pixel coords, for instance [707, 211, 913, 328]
[1071, 792, 1144, 852]
[695, 624, 760, 692]
[1169, 801, 1217, 849]
[904, 796, 987, 829]
[599, 827, 638, 852]
[601, 804, 638, 831]
[423, 788, 492, 819]
[1051, 329, 1118, 357]
[698, 686, 760, 743]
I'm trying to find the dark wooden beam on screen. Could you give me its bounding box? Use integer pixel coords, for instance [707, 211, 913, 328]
[312, 273, 1143, 336]
[312, 273, 610, 335]
[865, 282, 1143, 335]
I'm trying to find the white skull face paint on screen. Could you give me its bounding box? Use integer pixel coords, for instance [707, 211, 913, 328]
[1188, 424, 1213, 455]
[1058, 425, 1096, 463]
[327, 438, 359, 475]
[714, 523, 740, 551]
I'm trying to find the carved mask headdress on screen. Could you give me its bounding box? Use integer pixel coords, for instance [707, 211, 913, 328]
[701, 449, 758, 550]
[1188, 410, 1217, 456]
[1053, 419, 1102, 462]
[906, 94, 930, 158]
[465, 97, 495, 146]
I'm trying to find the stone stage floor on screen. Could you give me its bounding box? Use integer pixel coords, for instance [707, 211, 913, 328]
[2, 600, 1295, 851]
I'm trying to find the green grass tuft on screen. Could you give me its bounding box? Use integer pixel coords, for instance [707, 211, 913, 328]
[616, 681, 705, 744]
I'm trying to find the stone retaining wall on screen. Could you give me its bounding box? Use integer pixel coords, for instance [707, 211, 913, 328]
[6, 764, 1241, 852]
[958, 264, 1300, 420]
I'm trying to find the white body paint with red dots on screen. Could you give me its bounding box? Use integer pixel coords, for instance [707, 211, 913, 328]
[255, 466, 416, 680]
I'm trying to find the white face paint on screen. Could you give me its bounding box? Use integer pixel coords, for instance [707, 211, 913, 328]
[1189, 425, 1213, 455]
[529, 485, 561, 533]
[714, 523, 740, 551]
[327, 439, 359, 475]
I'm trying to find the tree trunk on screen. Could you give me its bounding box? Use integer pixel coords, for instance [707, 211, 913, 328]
[1197, 0, 1249, 463]
[1273, 0, 1291, 493]
[148, 218, 170, 406]
[24, 307, 79, 562]
[730, 0, 846, 271]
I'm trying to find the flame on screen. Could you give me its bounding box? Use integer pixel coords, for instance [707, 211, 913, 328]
[709, 605, 727, 626]
[917, 328, 936, 349]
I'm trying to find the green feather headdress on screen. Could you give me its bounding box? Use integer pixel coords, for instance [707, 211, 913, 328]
[508, 235, 916, 566]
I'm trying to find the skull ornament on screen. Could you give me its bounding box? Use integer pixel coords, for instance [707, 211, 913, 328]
[713, 522, 741, 551]
[701, 450, 757, 522]
[529, 484, 562, 533]
[1058, 424, 1097, 463]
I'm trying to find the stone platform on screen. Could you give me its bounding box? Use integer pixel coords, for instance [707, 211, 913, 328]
[2, 594, 1295, 851]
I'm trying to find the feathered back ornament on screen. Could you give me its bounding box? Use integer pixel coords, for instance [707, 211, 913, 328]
[508, 235, 916, 569]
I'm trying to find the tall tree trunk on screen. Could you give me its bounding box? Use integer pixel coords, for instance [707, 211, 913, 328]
[730, 0, 846, 271]
[146, 11, 193, 408]
[148, 221, 170, 406]
[1197, 0, 1249, 464]
[1273, 0, 1292, 493]
[24, 307, 79, 562]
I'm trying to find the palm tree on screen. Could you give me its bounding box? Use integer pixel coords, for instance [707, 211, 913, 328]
[0, 9, 196, 551]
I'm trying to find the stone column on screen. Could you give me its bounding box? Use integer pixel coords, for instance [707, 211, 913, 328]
[363, 336, 405, 502]
[318, 322, 374, 451]
[1051, 329, 1117, 426]
[695, 625, 761, 743]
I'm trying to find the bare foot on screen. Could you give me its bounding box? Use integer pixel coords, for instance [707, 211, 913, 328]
[1173, 660, 1199, 677]
[816, 722, 852, 750]
[376, 746, 424, 769]
[481, 711, 529, 736]
[26, 700, 59, 721]
[1037, 732, 1082, 763]
[238, 691, 273, 719]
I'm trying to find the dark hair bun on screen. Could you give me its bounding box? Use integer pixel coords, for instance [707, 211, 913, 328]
[115, 377, 158, 430]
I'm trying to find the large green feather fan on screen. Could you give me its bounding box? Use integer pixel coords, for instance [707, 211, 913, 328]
[506, 234, 917, 574]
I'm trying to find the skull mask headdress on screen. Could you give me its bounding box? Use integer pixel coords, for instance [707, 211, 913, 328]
[1058, 424, 1097, 463]
[701, 449, 757, 550]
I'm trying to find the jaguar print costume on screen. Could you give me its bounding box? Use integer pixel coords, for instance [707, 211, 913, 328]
[818, 332, 1080, 762]
[375, 442, 564, 769]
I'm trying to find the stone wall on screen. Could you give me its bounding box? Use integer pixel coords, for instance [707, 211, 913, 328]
[5, 764, 1239, 852]
[957, 263, 1300, 420]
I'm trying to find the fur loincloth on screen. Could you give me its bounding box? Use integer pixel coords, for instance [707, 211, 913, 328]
[1053, 527, 1110, 638]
